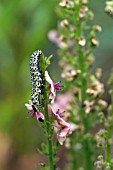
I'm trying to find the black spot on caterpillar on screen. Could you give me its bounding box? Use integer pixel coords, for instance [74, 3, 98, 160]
[30, 50, 43, 105]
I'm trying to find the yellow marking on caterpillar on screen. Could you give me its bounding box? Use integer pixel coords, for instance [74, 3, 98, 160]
[31, 67, 36, 71]
[38, 50, 42, 55]
[33, 92, 37, 96]
[33, 52, 36, 56]
[33, 77, 38, 81]
[33, 72, 37, 76]
[31, 58, 35, 61]
[34, 82, 38, 86]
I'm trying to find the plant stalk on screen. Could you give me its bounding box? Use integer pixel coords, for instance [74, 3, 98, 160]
[74, 1, 94, 169]
[43, 86, 54, 170]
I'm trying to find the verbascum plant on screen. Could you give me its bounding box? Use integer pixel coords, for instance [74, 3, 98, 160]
[48, 0, 105, 170]
[95, 72, 113, 170]
[25, 50, 77, 169]
[25, 0, 113, 170]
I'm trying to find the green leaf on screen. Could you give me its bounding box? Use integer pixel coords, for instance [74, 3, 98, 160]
[37, 148, 44, 155]
[37, 143, 49, 155]
[45, 55, 53, 68]
[41, 143, 49, 155]
[53, 156, 59, 165]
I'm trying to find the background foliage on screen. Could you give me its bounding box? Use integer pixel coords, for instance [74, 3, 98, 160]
[0, 0, 113, 169]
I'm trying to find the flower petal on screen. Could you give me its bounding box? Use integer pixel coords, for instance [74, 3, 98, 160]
[45, 71, 56, 103]
[35, 111, 45, 122]
[57, 135, 66, 145]
[49, 106, 70, 127]
[54, 82, 63, 91]
[58, 126, 70, 137]
[25, 100, 44, 122]
[57, 126, 71, 145]
[25, 103, 32, 111]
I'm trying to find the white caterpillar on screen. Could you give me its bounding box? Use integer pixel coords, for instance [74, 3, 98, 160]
[30, 50, 43, 105]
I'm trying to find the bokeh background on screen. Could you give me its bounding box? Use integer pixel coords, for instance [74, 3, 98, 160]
[0, 0, 113, 169]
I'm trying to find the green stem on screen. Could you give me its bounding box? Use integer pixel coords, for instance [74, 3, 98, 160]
[74, 1, 94, 169]
[41, 54, 54, 170]
[106, 126, 112, 163]
[44, 87, 54, 170]
[105, 95, 113, 165]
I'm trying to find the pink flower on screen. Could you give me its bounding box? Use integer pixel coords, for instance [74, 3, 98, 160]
[51, 108, 70, 127]
[48, 30, 74, 49]
[45, 71, 63, 104]
[49, 106, 73, 145]
[49, 106, 80, 145]
[48, 30, 59, 44]
[51, 92, 74, 111]
[25, 100, 44, 122]
[57, 126, 71, 145]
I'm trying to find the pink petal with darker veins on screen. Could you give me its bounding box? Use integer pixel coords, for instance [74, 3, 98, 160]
[57, 126, 71, 145]
[35, 111, 45, 122]
[25, 100, 44, 122]
[45, 71, 55, 103]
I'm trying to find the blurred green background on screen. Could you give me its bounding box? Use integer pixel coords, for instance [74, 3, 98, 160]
[0, 0, 113, 169]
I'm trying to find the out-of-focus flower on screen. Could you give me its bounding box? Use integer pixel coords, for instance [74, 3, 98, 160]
[48, 30, 59, 44]
[79, 12, 85, 19]
[61, 65, 81, 81]
[95, 68, 102, 79]
[59, 0, 74, 9]
[105, 1, 113, 18]
[96, 129, 107, 148]
[59, 41, 69, 49]
[45, 71, 63, 104]
[83, 100, 95, 114]
[79, 6, 88, 19]
[48, 30, 69, 49]
[86, 55, 95, 66]
[93, 25, 102, 32]
[88, 11, 94, 20]
[51, 92, 74, 112]
[60, 19, 69, 28]
[94, 155, 104, 169]
[91, 36, 99, 46]
[48, 30, 75, 50]
[82, 0, 88, 4]
[78, 37, 86, 46]
[81, 5, 89, 12]
[86, 80, 104, 97]
[58, 35, 69, 49]
[98, 99, 108, 109]
[25, 100, 44, 122]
